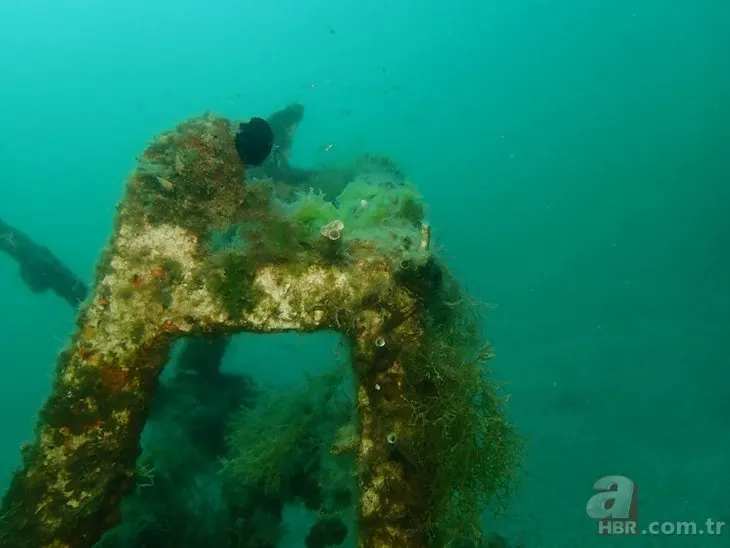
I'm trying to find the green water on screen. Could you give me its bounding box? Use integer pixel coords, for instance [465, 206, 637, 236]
[0, 1, 728, 546]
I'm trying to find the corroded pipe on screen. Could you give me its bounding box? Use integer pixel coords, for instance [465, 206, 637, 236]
[0, 114, 430, 547]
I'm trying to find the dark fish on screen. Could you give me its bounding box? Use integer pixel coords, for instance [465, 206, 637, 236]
[234, 117, 274, 166]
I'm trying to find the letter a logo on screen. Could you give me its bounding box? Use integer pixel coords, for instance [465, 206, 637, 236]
[586, 475, 636, 520]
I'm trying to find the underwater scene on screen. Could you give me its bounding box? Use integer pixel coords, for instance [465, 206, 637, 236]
[0, 1, 728, 547]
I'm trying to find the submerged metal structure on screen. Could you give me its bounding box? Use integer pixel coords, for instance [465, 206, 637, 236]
[0, 113, 520, 548]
